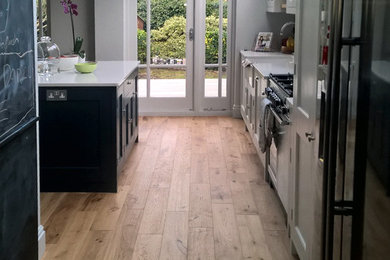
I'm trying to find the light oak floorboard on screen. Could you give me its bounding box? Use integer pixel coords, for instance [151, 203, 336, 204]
[76, 230, 112, 260]
[230, 180, 259, 215]
[132, 234, 163, 260]
[189, 184, 213, 228]
[167, 172, 190, 212]
[211, 184, 233, 204]
[190, 153, 210, 184]
[103, 208, 143, 260]
[91, 185, 130, 231]
[188, 228, 215, 260]
[51, 211, 97, 260]
[159, 211, 188, 260]
[138, 188, 169, 234]
[236, 214, 272, 260]
[212, 203, 243, 260]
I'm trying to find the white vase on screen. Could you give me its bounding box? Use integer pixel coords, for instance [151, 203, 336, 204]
[78, 54, 86, 63]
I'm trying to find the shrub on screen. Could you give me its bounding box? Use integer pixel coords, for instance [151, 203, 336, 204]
[137, 0, 186, 30]
[151, 16, 186, 59]
[137, 29, 147, 63]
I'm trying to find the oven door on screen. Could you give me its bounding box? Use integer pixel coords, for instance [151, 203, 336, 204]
[267, 108, 291, 211]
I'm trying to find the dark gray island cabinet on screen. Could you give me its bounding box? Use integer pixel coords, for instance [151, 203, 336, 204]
[38, 61, 139, 192]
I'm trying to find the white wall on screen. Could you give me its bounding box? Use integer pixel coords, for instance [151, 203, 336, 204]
[231, 0, 295, 117]
[124, 0, 138, 60]
[48, 0, 95, 60]
[95, 0, 137, 61]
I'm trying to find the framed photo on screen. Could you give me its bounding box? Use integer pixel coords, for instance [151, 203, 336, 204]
[254, 32, 273, 52]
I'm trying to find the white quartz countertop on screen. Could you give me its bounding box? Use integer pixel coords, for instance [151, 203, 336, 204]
[38, 60, 139, 87]
[252, 59, 294, 78]
[240, 50, 293, 59]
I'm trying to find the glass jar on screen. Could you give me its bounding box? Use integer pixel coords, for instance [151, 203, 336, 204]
[37, 36, 60, 76]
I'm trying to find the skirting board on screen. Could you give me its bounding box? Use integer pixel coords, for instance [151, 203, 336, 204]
[38, 225, 45, 259]
[232, 104, 242, 118]
[139, 110, 233, 117]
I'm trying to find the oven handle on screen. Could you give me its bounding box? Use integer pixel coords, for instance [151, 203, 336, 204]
[269, 107, 290, 126]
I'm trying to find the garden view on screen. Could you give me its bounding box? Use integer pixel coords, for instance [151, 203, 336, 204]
[137, 0, 228, 98]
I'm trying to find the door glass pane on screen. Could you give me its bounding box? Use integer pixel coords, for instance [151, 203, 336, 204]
[222, 66, 227, 97]
[149, 0, 187, 98]
[36, 0, 48, 37]
[204, 0, 228, 98]
[222, 0, 228, 64]
[137, 0, 147, 64]
[138, 68, 147, 97]
[205, 67, 218, 97]
[363, 0, 390, 258]
[150, 68, 186, 97]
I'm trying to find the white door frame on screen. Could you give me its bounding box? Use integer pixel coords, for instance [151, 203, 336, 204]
[194, 0, 231, 114]
[139, 0, 194, 114]
[139, 0, 232, 116]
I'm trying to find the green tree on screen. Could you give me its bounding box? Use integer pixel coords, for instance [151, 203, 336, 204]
[206, 0, 228, 18]
[137, 29, 147, 63]
[151, 16, 186, 59]
[205, 16, 227, 64]
[137, 0, 186, 30]
[137, 0, 147, 25]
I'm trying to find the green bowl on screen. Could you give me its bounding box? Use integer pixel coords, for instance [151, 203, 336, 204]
[75, 62, 97, 73]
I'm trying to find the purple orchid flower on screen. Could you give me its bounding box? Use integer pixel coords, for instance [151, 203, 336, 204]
[59, 0, 80, 54]
[70, 3, 78, 15]
[61, 1, 69, 14]
[60, 0, 78, 15]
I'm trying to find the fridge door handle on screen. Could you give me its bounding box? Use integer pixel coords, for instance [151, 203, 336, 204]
[305, 131, 315, 142]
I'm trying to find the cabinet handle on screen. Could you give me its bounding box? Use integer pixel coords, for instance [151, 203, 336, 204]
[305, 132, 315, 142]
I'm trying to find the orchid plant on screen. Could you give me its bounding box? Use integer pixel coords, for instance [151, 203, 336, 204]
[60, 0, 85, 58]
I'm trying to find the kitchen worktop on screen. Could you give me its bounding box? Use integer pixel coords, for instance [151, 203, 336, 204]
[253, 61, 294, 78]
[240, 50, 293, 59]
[241, 50, 294, 78]
[38, 60, 139, 87]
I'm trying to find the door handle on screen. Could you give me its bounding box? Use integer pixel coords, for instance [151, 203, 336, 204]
[305, 132, 315, 142]
[189, 28, 194, 41]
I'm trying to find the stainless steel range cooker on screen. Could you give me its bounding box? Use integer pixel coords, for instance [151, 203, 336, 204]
[265, 73, 293, 212]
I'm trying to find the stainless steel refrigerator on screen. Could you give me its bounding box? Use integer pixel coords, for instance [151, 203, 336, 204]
[322, 0, 390, 259]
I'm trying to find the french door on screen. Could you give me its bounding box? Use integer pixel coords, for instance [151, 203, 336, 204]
[137, 0, 230, 114]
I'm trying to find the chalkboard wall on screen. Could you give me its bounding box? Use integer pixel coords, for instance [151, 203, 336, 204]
[0, 0, 38, 259]
[0, 0, 36, 144]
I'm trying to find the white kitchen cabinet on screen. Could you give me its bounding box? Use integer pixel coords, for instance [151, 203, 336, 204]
[241, 63, 252, 125]
[290, 0, 322, 259]
[240, 51, 294, 179]
[286, 0, 296, 14]
[267, 0, 285, 13]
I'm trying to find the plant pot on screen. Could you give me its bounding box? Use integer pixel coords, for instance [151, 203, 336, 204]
[59, 55, 79, 71]
[78, 55, 86, 63]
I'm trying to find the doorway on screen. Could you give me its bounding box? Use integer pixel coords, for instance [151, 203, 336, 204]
[137, 0, 231, 115]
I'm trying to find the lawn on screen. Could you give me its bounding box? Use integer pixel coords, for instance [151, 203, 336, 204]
[138, 68, 226, 79]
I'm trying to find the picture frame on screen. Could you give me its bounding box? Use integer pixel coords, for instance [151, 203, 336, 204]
[254, 32, 273, 52]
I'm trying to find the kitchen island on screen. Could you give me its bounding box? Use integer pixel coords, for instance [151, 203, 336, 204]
[38, 61, 139, 192]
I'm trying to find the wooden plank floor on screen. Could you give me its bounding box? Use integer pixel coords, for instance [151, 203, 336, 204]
[41, 117, 296, 260]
